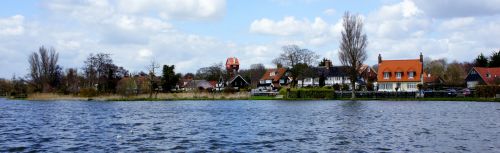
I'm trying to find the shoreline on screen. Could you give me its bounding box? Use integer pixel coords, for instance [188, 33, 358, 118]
[2, 94, 500, 102]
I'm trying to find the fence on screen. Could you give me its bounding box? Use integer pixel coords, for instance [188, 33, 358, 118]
[335, 91, 418, 99]
[284, 90, 474, 99]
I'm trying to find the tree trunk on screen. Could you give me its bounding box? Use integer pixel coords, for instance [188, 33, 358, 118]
[351, 81, 356, 99]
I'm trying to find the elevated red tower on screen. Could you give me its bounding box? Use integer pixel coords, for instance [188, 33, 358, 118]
[226, 57, 240, 78]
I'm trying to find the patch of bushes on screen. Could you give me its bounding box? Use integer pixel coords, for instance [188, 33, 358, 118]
[287, 88, 335, 99]
[475, 85, 500, 98]
[79, 88, 98, 97]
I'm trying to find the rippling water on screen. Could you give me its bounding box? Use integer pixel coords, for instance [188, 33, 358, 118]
[1, 98, 500, 152]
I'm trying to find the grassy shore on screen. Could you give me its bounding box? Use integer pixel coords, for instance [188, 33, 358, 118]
[21, 92, 253, 101]
[6, 93, 500, 102]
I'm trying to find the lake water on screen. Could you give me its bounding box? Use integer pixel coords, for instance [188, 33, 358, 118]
[1, 98, 499, 152]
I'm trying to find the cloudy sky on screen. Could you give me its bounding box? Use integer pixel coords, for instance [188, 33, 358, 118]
[0, 0, 499, 78]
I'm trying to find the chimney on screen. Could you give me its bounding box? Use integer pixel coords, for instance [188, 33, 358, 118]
[378, 54, 382, 64]
[420, 52, 423, 63]
[325, 59, 332, 69]
[276, 63, 283, 69]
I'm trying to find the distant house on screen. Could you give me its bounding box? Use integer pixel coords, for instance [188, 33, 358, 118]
[377, 53, 424, 92]
[465, 67, 500, 88]
[177, 74, 195, 91]
[423, 73, 445, 90]
[227, 75, 249, 90]
[297, 66, 353, 88]
[358, 64, 378, 90]
[184, 80, 214, 91]
[259, 67, 290, 89]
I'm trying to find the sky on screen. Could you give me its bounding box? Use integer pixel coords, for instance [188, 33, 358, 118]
[1, 0, 500, 78]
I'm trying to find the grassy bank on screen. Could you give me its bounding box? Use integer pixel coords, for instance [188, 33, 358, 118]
[8, 93, 500, 102]
[20, 92, 253, 101]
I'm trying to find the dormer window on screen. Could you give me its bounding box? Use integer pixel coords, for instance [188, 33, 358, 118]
[486, 73, 491, 78]
[396, 72, 402, 79]
[384, 72, 390, 79]
[408, 72, 414, 79]
[270, 71, 276, 76]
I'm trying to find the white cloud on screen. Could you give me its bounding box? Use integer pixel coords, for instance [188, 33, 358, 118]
[364, 0, 500, 66]
[412, 0, 500, 18]
[250, 16, 342, 47]
[117, 0, 226, 20]
[250, 16, 309, 36]
[323, 8, 336, 16]
[0, 15, 25, 36]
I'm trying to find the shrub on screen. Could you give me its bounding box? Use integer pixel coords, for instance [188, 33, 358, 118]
[223, 87, 238, 93]
[475, 85, 500, 98]
[287, 88, 335, 99]
[79, 88, 98, 97]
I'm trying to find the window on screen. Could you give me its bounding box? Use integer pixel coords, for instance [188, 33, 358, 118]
[265, 80, 272, 83]
[260, 80, 265, 84]
[486, 73, 491, 78]
[381, 83, 392, 90]
[408, 72, 414, 79]
[270, 72, 276, 76]
[384, 72, 390, 79]
[407, 83, 416, 89]
[279, 79, 285, 84]
[396, 72, 402, 79]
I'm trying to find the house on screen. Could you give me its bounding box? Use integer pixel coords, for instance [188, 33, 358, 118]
[377, 53, 424, 92]
[465, 67, 500, 88]
[227, 74, 249, 90]
[259, 67, 290, 89]
[212, 57, 250, 91]
[294, 59, 371, 90]
[297, 66, 353, 88]
[359, 64, 378, 90]
[177, 73, 194, 91]
[423, 73, 445, 90]
[184, 80, 214, 91]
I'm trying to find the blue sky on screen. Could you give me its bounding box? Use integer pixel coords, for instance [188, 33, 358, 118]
[0, 0, 500, 78]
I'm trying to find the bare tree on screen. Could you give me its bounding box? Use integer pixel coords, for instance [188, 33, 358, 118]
[146, 60, 160, 99]
[28, 46, 61, 92]
[195, 62, 226, 81]
[338, 12, 368, 99]
[273, 44, 319, 87]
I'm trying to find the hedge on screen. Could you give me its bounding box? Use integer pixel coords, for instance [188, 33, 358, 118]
[475, 85, 500, 98]
[287, 88, 335, 99]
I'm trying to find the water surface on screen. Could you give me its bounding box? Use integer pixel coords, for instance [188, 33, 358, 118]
[1, 98, 499, 152]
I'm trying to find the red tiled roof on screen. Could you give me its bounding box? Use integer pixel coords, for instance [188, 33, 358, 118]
[209, 81, 217, 87]
[377, 59, 422, 82]
[473, 67, 500, 85]
[423, 73, 442, 83]
[261, 68, 287, 82]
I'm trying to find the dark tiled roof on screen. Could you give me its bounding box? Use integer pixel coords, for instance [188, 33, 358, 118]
[303, 66, 350, 78]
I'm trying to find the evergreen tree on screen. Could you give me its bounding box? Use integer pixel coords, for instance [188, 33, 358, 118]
[489, 50, 500, 67]
[161, 65, 179, 92]
[474, 53, 489, 67]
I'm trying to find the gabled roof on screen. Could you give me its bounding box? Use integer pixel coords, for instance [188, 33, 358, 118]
[377, 59, 422, 82]
[358, 64, 376, 74]
[472, 67, 500, 85]
[229, 74, 249, 85]
[261, 68, 287, 81]
[304, 66, 350, 78]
